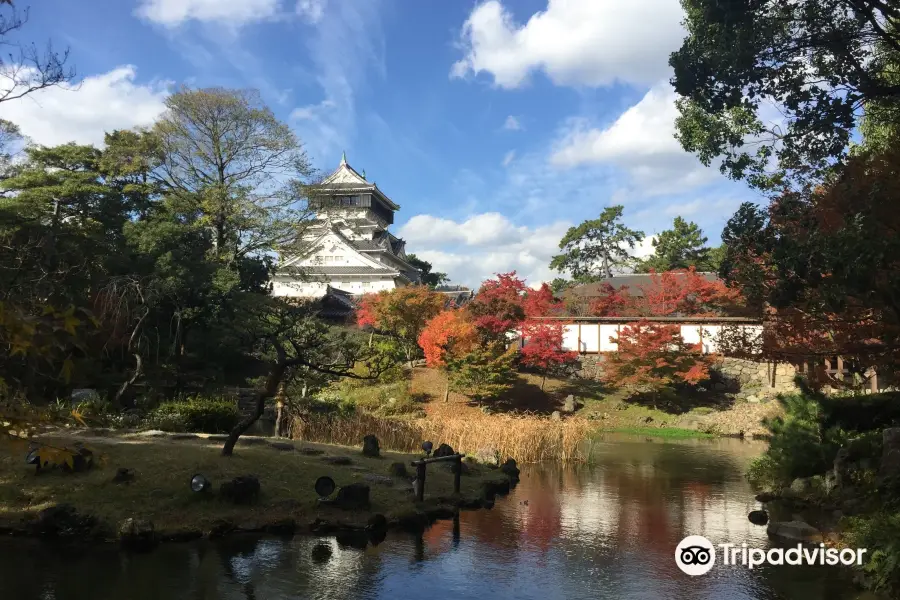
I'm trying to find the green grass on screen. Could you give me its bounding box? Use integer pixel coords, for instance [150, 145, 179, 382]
[599, 426, 715, 439]
[0, 434, 502, 536]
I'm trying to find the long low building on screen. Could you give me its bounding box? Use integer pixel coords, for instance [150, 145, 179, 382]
[531, 316, 763, 354]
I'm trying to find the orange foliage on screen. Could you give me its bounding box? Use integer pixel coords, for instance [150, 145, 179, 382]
[601, 320, 715, 390]
[417, 310, 478, 367]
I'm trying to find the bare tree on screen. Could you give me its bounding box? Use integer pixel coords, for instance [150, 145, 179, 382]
[0, 1, 75, 103]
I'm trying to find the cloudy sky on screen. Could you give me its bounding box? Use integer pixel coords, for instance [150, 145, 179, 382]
[0, 0, 763, 287]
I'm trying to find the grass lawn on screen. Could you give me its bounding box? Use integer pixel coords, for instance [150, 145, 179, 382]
[597, 427, 715, 439]
[0, 433, 507, 538]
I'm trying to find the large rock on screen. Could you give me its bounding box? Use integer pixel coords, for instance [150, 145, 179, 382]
[118, 518, 156, 551]
[562, 395, 577, 413]
[29, 504, 98, 538]
[335, 483, 370, 510]
[219, 475, 261, 505]
[363, 473, 394, 486]
[748, 510, 769, 526]
[880, 427, 900, 479]
[472, 447, 500, 466]
[362, 435, 380, 458]
[766, 520, 822, 543]
[433, 443, 455, 458]
[500, 458, 520, 482]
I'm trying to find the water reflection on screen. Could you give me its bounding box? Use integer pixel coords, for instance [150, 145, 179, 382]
[1, 437, 874, 600]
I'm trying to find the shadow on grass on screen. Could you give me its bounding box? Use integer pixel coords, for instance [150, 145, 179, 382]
[623, 385, 737, 415]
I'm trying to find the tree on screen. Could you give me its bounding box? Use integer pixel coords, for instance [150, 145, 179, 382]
[418, 309, 479, 401]
[406, 254, 448, 288]
[550, 206, 644, 280]
[153, 87, 314, 266]
[355, 286, 445, 363]
[670, 0, 900, 189]
[637, 217, 713, 273]
[601, 321, 715, 391]
[0, 0, 75, 104]
[718, 202, 773, 311]
[222, 300, 393, 455]
[467, 272, 528, 340]
[446, 344, 517, 402]
[520, 320, 578, 390]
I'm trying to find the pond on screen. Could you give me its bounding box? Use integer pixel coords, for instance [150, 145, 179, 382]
[0, 436, 875, 600]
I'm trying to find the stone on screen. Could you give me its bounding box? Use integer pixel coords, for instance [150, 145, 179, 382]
[335, 483, 370, 510]
[321, 455, 353, 465]
[879, 427, 900, 479]
[500, 458, 520, 482]
[29, 504, 98, 538]
[433, 443, 455, 458]
[748, 510, 769, 526]
[363, 473, 394, 486]
[388, 462, 408, 477]
[825, 469, 838, 495]
[300, 447, 325, 456]
[472, 447, 500, 466]
[71, 388, 101, 403]
[445, 460, 470, 476]
[562, 395, 577, 413]
[789, 477, 812, 497]
[746, 395, 760, 403]
[112, 467, 135, 484]
[219, 475, 260, 505]
[550, 411, 561, 421]
[269, 441, 295, 451]
[367, 513, 388, 530]
[118, 518, 156, 551]
[362, 434, 380, 457]
[766, 520, 823, 543]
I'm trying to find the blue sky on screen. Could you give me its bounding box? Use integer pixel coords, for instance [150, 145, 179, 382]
[0, 0, 765, 287]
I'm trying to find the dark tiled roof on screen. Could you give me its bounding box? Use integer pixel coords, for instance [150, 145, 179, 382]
[562, 272, 720, 299]
[353, 239, 385, 251]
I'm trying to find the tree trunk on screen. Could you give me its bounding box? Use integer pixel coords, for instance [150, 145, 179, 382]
[113, 354, 143, 408]
[540, 373, 546, 391]
[443, 380, 450, 403]
[222, 363, 287, 456]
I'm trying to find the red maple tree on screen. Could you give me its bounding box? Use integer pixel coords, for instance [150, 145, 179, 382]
[520, 320, 579, 390]
[417, 309, 478, 368]
[356, 286, 446, 362]
[600, 320, 715, 391]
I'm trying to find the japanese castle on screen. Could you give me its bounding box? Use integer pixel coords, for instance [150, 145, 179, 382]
[271, 153, 424, 300]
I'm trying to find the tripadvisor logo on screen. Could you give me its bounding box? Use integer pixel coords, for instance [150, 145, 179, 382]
[676, 536, 716, 576]
[675, 535, 868, 576]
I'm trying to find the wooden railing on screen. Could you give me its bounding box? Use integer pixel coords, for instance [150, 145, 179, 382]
[410, 453, 464, 502]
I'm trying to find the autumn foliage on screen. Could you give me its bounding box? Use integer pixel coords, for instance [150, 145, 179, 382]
[589, 267, 740, 317]
[417, 309, 478, 368]
[356, 286, 446, 361]
[520, 320, 578, 389]
[601, 321, 715, 391]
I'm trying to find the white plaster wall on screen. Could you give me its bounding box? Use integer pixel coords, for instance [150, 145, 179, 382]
[599, 324, 619, 352]
[580, 324, 599, 353]
[562, 327, 580, 352]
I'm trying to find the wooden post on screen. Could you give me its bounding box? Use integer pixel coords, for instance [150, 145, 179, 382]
[577, 323, 582, 354]
[869, 367, 878, 393]
[415, 461, 426, 502]
[836, 356, 844, 381]
[453, 455, 462, 494]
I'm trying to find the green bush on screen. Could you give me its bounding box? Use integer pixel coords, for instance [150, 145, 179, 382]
[845, 512, 900, 595]
[146, 396, 240, 433]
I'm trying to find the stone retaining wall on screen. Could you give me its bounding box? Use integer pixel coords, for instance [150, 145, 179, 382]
[576, 355, 799, 401]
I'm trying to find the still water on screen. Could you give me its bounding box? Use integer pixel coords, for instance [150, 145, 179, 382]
[0, 436, 873, 600]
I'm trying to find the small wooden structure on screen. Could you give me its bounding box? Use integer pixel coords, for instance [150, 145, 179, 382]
[410, 453, 464, 502]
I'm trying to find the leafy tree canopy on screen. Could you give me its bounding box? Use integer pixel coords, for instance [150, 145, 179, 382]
[405, 253, 449, 288]
[637, 217, 714, 273]
[550, 205, 644, 280]
[671, 0, 900, 189]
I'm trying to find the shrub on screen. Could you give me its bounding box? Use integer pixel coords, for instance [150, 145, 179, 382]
[146, 396, 240, 433]
[845, 512, 900, 596]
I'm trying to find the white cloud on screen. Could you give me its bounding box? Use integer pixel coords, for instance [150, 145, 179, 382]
[451, 0, 685, 88]
[398, 212, 571, 287]
[0, 66, 169, 147]
[296, 0, 326, 23]
[502, 150, 516, 167]
[136, 0, 282, 27]
[550, 82, 717, 193]
[503, 115, 521, 130]
[288, 1, 385, 164]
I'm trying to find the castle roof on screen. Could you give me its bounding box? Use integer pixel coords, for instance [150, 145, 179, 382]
[317, 153, 400, 210]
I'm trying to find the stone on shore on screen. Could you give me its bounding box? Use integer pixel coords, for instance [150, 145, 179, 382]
[335, 483, 370, 510]
[118, 518, 157, 551]
[388, 462, 408, 477]
[433, 443, 455, 458]
[748, 510, 769, 526]
[362, 435, 380, 458]
[766, 520, 823, 543]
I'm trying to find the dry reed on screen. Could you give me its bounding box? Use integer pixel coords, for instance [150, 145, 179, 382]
[290, 411, 594, 463]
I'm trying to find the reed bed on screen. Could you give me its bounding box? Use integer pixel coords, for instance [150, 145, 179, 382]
[290, 411, 594, 463]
